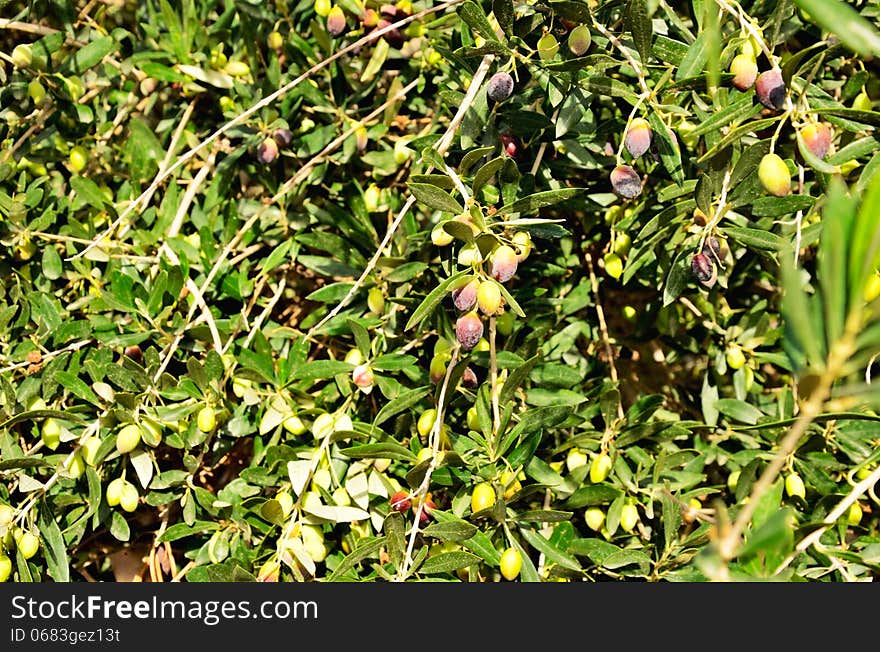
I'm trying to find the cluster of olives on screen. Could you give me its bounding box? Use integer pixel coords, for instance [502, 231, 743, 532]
[0, 503, 40, 581]
[256, 127, 295, 165]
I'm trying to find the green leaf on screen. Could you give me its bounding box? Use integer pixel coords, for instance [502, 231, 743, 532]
[792, 0, 880, 57]
[519, 527, 582, 572]
[688, 95, 761, 138]
[39, 501, 69, 582]
[338, 442, 417, 462]
[499, 354, 540, 403]
[419, 551, 482, 574]
[850, 169, 880, 310]
[818, 179, 854, 349]
[60, 36, 117, 75]
[752, 195, 815, 217]
[373, 386, 431, 427]
[662, 246, 691, 307]
[458, 1, 502, 43]
[496, 188, 584, 216]
[472, 156, 506, 196]
[716, 398, 764, 425]
[739, 506, 795, 559]
[722, 227, 788, 252]
[422, 521, 479, 542]
[647, 112, 684, 186]
[54, 371, 102, 407]
[70, 175, 113, 212]
[408, 182, 463, 214]
[675, 29, 708, 80]
[626, 0, 653, 65]
[327, 537, 384, 581]
[404, 269, 471, 331]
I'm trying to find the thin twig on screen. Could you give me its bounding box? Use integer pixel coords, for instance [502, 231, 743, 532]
[584, 251, 624, 421]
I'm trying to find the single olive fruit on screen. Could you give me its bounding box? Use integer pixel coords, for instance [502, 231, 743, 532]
[702, 235, 723, 263]
[116, 423, 142, 454]
[604, 252, 624, 280]
[429, 353, 448, 384]
[727, 470, 741, 492]
[455, 311, 484, 350]
[0, 504, 13, 526]
[390, 490, 411, 513]
[610, 165, 642, 199]
[758, 153, 791, 197]
[352, 364, 374, 391]
[327, 6, 347, 36]
[486, 71, 514, 103]
[537, 32, 559, 60]
[847, 502, 863, 526]
[500, 470, 522, 499]
[28, 79, 46, 105]
[314, 0, 332, 17]
[0, 553, 11, 582]
[64, 450, 86, 479]
[11, 44, 33, 68]
[566, 448, 589, 472]
[852, 90, 872, 112]
[431, 222, 454, 246]
[282, 414, 306, 435]
[729, 54, 758, 91]
[301, 524, 327, 563]
[476, 280, 503, 316]
[496, 311, 516, 336]
[256, 137, 279, 164]
[624, 118, 653, 159]
[367, 286, 385, 315]
[726, 344, 746, 370]
[470, 481, 496, 513]
[568, 24, 592, 56]
[17, 531, 40, 559]
[590, 453, 613, 483]
[499, 547, 522, 580]
[452, 279, 479, 312]
[106, 477, 125, 507]
[511, 231, 532, 262]
[800, 122, 832, 159]
[755, 69, 786, 110]
[41, 418, 62, 451]
[224, 60, 250, 77]
[691, 253, 717, 288]
[864, 272, 880, 303]
[466, 406, 480, 432]
[500, 133, 518, 157]
[267, 30, 284, 50]
[613, 232, 632, 257]
[584, 507, 605, 531]
[119, 482, 139, 513]
[273, 128, 294, 148]
[458, 242, 482, 267]
[489, 245, 519, 283]
[417, 408, 437, 439]
[197, 406, 217, 433]
[619, 503, 639, 533]
[785, 472, 806, 499]
[461, 365, 479, 389]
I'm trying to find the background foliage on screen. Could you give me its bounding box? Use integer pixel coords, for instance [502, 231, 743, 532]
[1, 0, 880, 583]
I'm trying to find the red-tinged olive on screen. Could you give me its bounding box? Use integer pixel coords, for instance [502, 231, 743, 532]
[500, 133, 518, 157]
[418, 495, 436, 524]
[476, 280, 502, 316]
[256, 137, 279, 164]
[362, 8, 379, 27]
[624, 118, 653, 159]
[800, 122, 832, 159]
[273, 128, 294, 148]
[729, 54, 758, 91]
[327, 6, 347, 36]
[758, 153, 791, 197]
[568, 24, 592, 56]
[390, 490, 411, 513]
[461, 366, 478, 389]
[610, 165, 642, 199]
[691, 253, 717, 288]
[487, 72, 514, 103]
[756, 69, 786, 110]
[352, 364, 374, 390]
[452, 279, 479, 312]
[455, 312, 484, 350]
[702, 236, 723, 263]
[489, 245, 518, 284]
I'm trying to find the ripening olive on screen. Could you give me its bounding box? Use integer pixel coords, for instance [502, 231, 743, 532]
[624, 118, 653, 159]
[499, 547, 522, 580]
[800, 122, 832, 159]
[729, 54, 758, 91]
[590, 453, 612, 483]
[470, 481, 496, 513]
[489, 245, 518, 284]
[610, 165, 642, 199]
[455, 312, 484, 350]
[476, 280, 503, 316]
[755, 69, 786, 110]
[486, 72, 514, 103]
